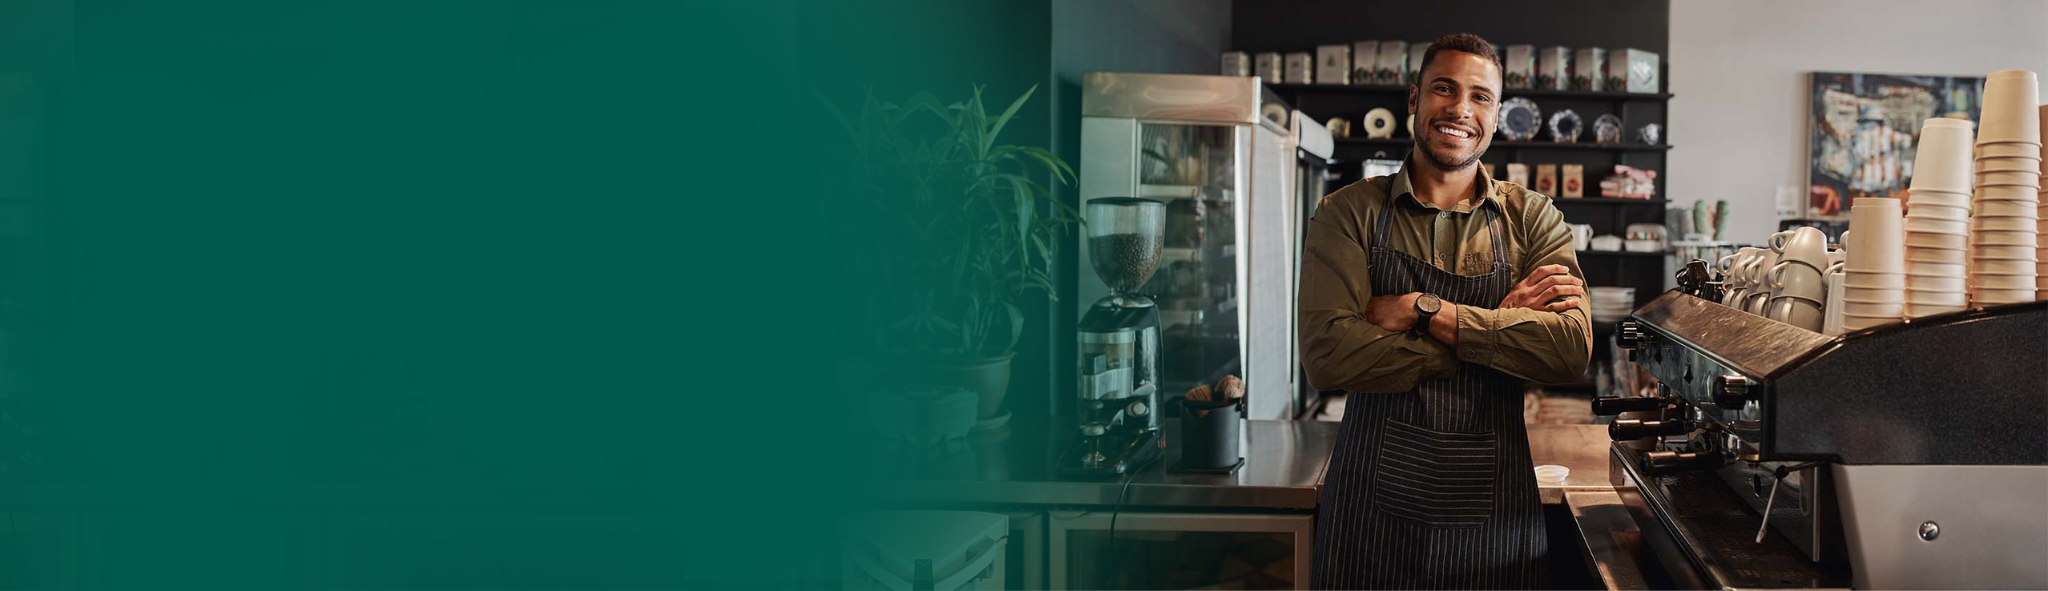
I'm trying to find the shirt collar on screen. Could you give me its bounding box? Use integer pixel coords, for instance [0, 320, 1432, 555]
[1390, 154, 1503, 214]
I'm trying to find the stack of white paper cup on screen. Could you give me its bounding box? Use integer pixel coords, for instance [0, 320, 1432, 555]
[1905, 118, 1974, 317]
[1844, 197, 1906, 330]
[1970, 70, 2040, 306]
[2039, 104, 2048, 300]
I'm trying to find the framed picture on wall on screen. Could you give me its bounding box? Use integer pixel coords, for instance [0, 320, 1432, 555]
[1806, 72, 1982, 218]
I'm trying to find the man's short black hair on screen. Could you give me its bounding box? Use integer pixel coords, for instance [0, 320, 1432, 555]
[1418, 33, 1503, 86]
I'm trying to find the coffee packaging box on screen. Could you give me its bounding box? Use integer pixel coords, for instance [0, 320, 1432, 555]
[1286, 52, 1314, 85]
[1536, 46, 1570, 90]
[1572, 47, 1607, 91]
[1351, 41, 1379, 84]
[1562, 164, 1585, 197]
[1504, 45, 1535, 88]
[1221, 51, 1250, 77]
[1407, 42, 1431, 84]
[1610, 48, 1660, 93]
[1317, 45, 1351, 85]
[1536, 164, 1559, 195]
[1376, 41, 1408, 84]
[1506, 163, 1531, 187]
[1255, 52, 1284, 83]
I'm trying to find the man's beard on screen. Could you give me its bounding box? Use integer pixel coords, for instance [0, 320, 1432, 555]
[1417, 123, 1485, 170]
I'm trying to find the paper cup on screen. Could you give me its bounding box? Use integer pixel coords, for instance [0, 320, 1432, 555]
[1975, 216, 2039, 232]
[1906, 260, 1966, 276]
[1976, 154, 2044, 171]
[1973, 245, 2040, 261]
[1842, 285, 1906, 301]
[1971, 274, 2038, 290]
[1978, 170, 2044, 187]
[1913, 118, 1978, 191]
[1906, 290, 1966, 304]
[1908, 189, 1974, 207]
[1904, 216, 1969, 235]
[1841, 300, 1905, 318]
[1971, 287, 2036, 304]
[1972, 255, 2038, 270]
[1842, 316, 1898, 332]
[1979, 70, 2041, 144]
[1907, 288, 1968, 303]
[1978, 143, 2043, 159]
[1972, 229, 2040, 246]
[1849, 198, 1906, 271]
[1843, 270, 1907, 288]
[1908, 274, 1967, 292]
[1907, 202, 1972, 221]
[1976, 185, 2043, 202]
[1904, 232, 1968, 249]
[1974, 199, 2041, 217]
[1906, 246, 1967, 264]
[1908, 303, 1967, 318]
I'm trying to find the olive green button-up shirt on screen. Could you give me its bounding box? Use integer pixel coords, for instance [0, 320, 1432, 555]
[1298, 159, 1593, 393]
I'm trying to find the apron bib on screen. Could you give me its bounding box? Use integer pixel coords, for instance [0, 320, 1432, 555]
[1309, 195, 1548, 590]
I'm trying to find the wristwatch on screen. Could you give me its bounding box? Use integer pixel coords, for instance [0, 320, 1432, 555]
[1412, 293, 1442, 335]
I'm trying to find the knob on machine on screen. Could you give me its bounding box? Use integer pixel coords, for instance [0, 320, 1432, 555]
[1714, 374, 1754, 409]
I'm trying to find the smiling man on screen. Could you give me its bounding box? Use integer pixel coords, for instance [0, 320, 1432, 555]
[1298, 33, 1592, 589]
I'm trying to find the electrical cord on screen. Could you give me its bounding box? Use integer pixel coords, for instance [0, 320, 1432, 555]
[1105, 452, 1160, 588]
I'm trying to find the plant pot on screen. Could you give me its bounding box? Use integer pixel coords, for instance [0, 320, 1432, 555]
[930, 352, 1015, 419]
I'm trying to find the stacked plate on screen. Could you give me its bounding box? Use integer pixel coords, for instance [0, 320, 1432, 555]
[1843, 197, 1906, 331]
[1970, 70, 2040, 306]
[1904, 118, 1974, 317]
[1591, 287, 1634, 323]
[2039, 104, 2048, 300]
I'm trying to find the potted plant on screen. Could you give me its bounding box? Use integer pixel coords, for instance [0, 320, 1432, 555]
[823, 85, 1078, 419]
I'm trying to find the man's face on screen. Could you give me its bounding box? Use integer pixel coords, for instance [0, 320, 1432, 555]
[1408, 51, 1502, 171]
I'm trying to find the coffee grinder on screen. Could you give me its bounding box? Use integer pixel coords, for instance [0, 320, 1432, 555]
[1065, 197, 1165, 477]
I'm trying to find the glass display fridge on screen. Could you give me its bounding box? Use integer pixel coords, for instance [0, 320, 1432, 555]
[1288, 109, 1334, 417]
[1077, 72, 1301, 421]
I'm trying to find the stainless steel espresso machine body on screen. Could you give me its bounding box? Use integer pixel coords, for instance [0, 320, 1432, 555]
[1598, 288, 2048, 590]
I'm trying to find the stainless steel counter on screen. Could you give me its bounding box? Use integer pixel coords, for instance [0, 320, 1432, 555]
[867, 416, 1616, 511]
[867, 414, 1337, 510]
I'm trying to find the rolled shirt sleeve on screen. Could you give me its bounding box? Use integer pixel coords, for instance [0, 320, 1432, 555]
[1298, 193, 1458, 394]
[1452, 193, 1594, 384]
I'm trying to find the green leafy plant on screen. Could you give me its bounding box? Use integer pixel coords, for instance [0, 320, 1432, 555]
[822, 85, 1080, 358]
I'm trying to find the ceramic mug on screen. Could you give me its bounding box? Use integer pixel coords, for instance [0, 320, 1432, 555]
[1570, 224, 1594, 251]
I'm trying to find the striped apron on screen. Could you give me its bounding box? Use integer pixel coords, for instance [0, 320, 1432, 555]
[1309, 195, 1549, 589]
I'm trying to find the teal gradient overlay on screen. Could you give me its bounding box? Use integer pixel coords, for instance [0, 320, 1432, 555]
[0, 1, 879, 588]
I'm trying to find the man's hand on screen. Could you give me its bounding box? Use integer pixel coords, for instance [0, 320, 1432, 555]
[1500, 264, 1585, 312]
[1364, 293, 1419, 333]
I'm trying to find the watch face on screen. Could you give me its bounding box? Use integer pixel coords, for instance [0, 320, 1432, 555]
[1418, 294, 1442, 314]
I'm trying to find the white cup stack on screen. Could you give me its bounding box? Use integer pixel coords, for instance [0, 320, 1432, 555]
[1844, 197, 1906, 331]
[2039, 104, 2048, 300]
[1904, 118, 1974, 317]
[1970, 70, 2041, 307]
[1764, 226, 1831, 332]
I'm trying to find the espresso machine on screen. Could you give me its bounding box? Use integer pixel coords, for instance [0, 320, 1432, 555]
[1065, 197, 1165, 477]
[1596, 269, 2048, 590]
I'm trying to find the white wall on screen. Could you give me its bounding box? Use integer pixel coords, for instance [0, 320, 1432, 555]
[1670, 0, 2048, 245]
